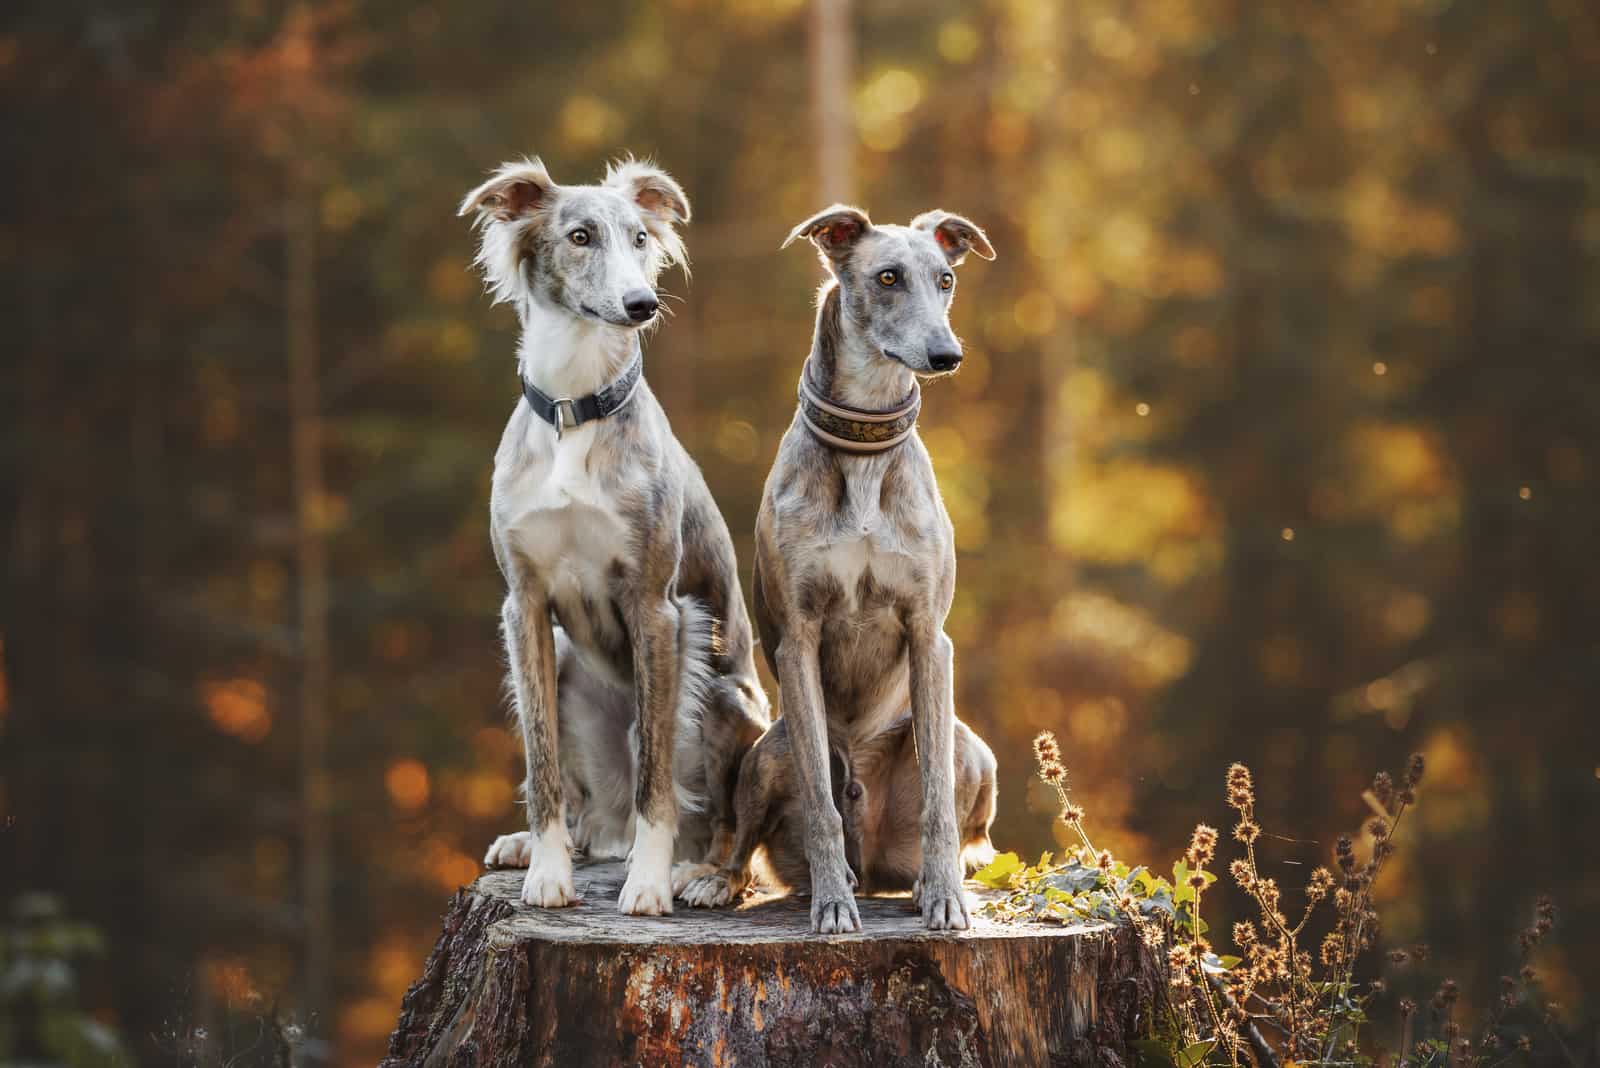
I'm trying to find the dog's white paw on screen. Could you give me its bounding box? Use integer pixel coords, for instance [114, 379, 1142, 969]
[483, 831, 533, 869]
[618, 867, 674, 915]
[679, 872, 737, 908]
[515, 823, 577, 908]
[914, 872, 971, 931]
[618, 818, 674, 916]
[520, 848, 577, 908]
[671, 861, 716, 897]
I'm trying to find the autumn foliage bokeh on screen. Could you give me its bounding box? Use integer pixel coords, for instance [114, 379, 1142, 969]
[2, 0, 1597, 1065]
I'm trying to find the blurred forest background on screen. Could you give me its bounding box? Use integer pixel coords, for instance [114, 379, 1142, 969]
[2, 0, 1597, 1064]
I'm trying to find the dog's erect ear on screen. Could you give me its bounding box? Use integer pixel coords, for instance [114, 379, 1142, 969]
[910, 210, 996, 265]
[782, 205, 872, 264]
[605, 158, 691, 227]
[458, 158, 556, 223]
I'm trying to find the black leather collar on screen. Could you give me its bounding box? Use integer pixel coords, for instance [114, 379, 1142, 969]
[521, 350, 643, 438]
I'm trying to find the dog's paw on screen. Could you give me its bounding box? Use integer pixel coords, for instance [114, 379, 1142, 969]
[812, 891, 861, 935]
[680, 872, 740, 908]
[618, 867, 674, 916]
[913, 872, 971, 931]
[520, 852, 577, 908]
[619, 818, 675, 916]
[484, 831, 533, 868]
[671, 861, 716, 897]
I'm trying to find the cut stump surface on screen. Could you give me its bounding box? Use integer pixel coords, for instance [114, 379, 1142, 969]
[384, 860, 1159, 1068]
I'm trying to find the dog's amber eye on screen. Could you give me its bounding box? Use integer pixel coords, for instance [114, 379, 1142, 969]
[877, 270, 897, 287]
[634, 230, 648, 248]
[569, 229, 589, 246]
[939, 272, 954, 290]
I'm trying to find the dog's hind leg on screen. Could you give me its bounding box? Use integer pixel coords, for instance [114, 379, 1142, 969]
[955, 717, 998, 873]
[499, 586, 577, 908]
[680, 723, 784, 907]
[906, 622, 969, 930]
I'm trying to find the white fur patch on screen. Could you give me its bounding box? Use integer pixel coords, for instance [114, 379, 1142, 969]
[520, 820, 577, 908]
[618, 817, 675, 915]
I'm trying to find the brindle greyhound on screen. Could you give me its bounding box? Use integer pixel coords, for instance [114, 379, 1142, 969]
[681, 204, 996, 932]
[460, 157, 768, 915]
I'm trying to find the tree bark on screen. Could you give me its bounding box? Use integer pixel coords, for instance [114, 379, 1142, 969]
[809, 0, 854, 204]
[384, 861, 1160, 1068]
[286, 173, 333, 1033]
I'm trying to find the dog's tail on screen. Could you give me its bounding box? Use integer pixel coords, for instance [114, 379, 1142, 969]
[670, 596, 718, 817]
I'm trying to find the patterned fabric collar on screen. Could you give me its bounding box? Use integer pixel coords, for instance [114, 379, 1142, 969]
[797, 359, 921, 454]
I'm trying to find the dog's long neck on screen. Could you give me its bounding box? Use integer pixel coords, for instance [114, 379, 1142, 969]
[517, 299, 639, 400]
[808, 284, 917, 412]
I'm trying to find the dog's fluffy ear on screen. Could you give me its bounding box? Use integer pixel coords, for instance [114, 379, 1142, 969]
[911, 210, 996, 265]
[458, 158, 556, 223]
[605, 158, 690, 270]
[783, 205, 872, 265]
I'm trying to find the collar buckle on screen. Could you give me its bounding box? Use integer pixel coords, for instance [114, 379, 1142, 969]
[551, 398, 578, 440]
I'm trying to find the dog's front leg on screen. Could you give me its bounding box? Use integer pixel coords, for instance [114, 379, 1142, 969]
[501, 586, 576, 908]
[906, 620, 969, 930]
[619, 595, 683, 916]
[777, 628, 861, 934]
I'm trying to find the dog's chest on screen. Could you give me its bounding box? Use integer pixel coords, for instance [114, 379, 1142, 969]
[499, 427, 633, 639]
[817, 464, 918, 612]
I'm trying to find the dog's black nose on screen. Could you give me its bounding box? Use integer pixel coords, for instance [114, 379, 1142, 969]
[927, 350, 963, 372]
[623, 289, 659, 322]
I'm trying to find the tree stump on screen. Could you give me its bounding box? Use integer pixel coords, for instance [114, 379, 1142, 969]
[384, 861, 1160, 1068]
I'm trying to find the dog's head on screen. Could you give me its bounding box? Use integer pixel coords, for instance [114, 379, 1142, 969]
[459, 156, 690, 328]
[783, 205, 995, 376]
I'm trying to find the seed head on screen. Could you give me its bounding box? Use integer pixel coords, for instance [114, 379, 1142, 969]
[1233, 819, 1260, 845]
[1229, 858, 1254, 889]
[1368, 817, 1390, 840]
[1032, 731, 1061, 765]
[1187, 872, 1207, 890]
[1226, 763, 1255, 809]
[1060, 802, 1086, 824]
[1187, 824, 1218, 867]
[1038, 760, 1067, 786]
[1096, 849, 1114, 872]
[1405, 753, 1426, 788]
[1372, 771, 1394, 809]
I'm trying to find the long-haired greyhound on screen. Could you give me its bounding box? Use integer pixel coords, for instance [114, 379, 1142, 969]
[459, 157, 769, 915]
[685, 204, 996, 932]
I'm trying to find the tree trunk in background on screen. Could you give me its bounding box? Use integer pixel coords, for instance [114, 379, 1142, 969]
[384, 862, 1159, 1068]
[287, 176, 333, 1045]
[809, 0, 854, 203]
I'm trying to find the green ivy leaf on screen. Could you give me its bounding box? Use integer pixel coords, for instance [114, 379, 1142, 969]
[972, 851, 1024, 889]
